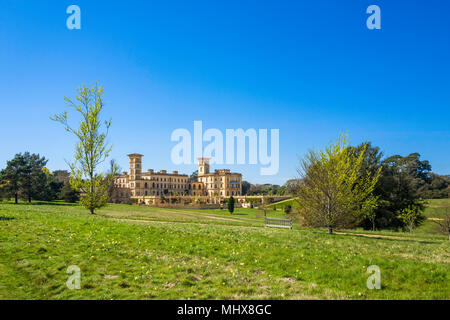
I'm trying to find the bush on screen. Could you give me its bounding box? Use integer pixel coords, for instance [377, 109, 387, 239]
[228, 196, 235, 214]
[284, 204, 292, 214]
[124, 198, 138, 205]
[58, 184, 79, 203]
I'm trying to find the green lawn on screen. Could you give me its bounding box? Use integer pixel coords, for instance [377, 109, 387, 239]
[0, 201, 448, 300]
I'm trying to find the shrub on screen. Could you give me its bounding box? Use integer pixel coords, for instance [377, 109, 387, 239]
[284, 204, 292, 214]
[228, 196, 235, 214]
[59, 184, 80, 203]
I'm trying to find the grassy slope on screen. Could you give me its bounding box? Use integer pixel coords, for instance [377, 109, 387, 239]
[0, 202, 448, 300]
[415, 198, 450, 234]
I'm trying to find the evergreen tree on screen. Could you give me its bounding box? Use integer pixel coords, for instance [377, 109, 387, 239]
[59, 183, 80, 203]
[0, 153, 48, 203]
[228, 196, 235, 214]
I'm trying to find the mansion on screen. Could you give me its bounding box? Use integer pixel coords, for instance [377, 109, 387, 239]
[112, 154, 242, 203]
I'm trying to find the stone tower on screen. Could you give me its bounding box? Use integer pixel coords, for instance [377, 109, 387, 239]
[128, 154, 143, 181]
[197, 157, 210, 176]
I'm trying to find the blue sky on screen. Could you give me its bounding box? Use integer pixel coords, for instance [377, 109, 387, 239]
[0, 0, 449, 184]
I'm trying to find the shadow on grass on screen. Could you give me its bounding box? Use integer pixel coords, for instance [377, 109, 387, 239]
[333, 231, 440, 245]
[0, 216, 15, 221]
[0, 201, 78, 206]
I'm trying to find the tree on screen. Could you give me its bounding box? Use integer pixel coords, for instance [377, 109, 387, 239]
[375, 153, 429, 230]
[283, 179, 301, 195]
[0, 153, 49, 203]
[59, 183, 80, 203]
[349, 142, 384, 231]
[241, 181, 251, 195]
[30, 167, 64, 201]
[228, 196, 235, 214]
[107, 159, 121, 203]
[190, 170, 198, 181]
[349, 144, 436, 231]
[296, 133, 381, 234]
[399, 204, 425, 233]
[245, 183, 282, 195]
[420, 173, 450, 199]
[0, 155, 24, 204]
[51, 83, 118, 214]
[20, 153, 48, 202]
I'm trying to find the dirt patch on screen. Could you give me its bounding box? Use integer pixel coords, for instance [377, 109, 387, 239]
[165, 281, 180, 288]
[279, 277, 296, 283]
[335, 231, 419, 241]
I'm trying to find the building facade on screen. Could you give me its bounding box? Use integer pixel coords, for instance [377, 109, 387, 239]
[112, 154, 242, 203]
[197, 157, 243, 197]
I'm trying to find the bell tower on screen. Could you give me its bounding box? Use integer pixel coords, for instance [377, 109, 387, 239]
[128, 154, 143, 180]
[198, 157, 210, 176]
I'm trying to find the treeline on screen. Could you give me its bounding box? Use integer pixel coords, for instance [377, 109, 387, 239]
[294, 137, 449, 233]
[242, 179, 298, 196]
[243, 138, 449, 233]
[243, 156, 449, 200]
[0, 152, 79, 203]
[356, 146, 450, 230]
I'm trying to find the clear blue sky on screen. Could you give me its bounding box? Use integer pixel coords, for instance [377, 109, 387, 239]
[0, 0, 449, 184]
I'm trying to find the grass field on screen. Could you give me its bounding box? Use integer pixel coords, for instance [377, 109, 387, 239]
[0, 200, 448, 300]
